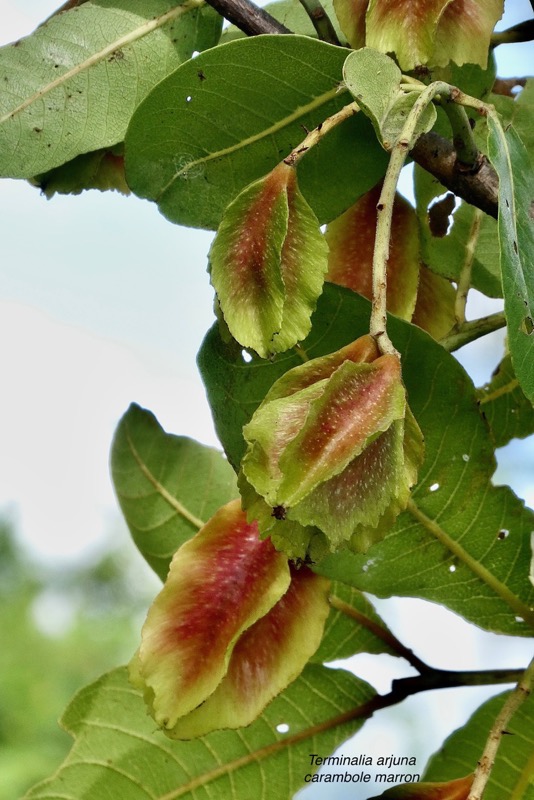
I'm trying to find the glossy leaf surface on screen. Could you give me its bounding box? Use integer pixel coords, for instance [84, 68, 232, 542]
[0, 0, 221, 178]
[125, 35, 388, 229]
[24, 665, 375, 800]
[198, 284, 534, 635]
[110, 404, 238, 581]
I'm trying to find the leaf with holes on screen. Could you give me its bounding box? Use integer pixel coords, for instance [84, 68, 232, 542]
[477, 354, 534, 447]
[487, 117, 534, 405]
[110, 403, 238, 581]
[23, 665, 375, 800]
[0, 0, 221, 178]
[124, 34, 388, 230]
[423, 689, 534, 799]
[198, 284, 534, 635]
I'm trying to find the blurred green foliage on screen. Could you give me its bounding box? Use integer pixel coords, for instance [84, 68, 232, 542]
[0, 517, 157, 800]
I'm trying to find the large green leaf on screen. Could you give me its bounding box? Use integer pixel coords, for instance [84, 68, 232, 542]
[110, 403, 238, 581]
[124, 35, 388, 229]
[487, 118, 534, 405]
[24, 665, 375, 800]
[423, 689, 534, 800]
[0, 0, 222, 178]
[477, 354, 534, 448]
[198, 284, 534, 635]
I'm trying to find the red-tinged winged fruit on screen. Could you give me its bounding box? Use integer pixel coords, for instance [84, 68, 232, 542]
[209, 162, 328, 358]
[412, 265, 456, 340]
[130, 499, 330, 738]
[325, 185, 420, 321]
[369, 773, 474, 799]
[239, 335, 424, 559]
[432, 0, 504, 69]
[333, 0, 503, 69]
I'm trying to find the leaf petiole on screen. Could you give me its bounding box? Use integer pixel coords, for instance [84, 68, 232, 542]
[283, 101, 360, 168]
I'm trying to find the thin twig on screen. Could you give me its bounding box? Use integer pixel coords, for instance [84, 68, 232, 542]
[454, 208, 483, 324]
[296, 0, 341, 45]
[440, 312, 506, 351]
[204, 0, 291, 34]
[410, 132, 498, 219]
[371, 81, 452, 354]
[283, 101, 360, 167]
[439, 96, 480, 167]
[329, 595, 432, 674]
[491, 19, 534, 46]
[478, 378, 520, 405]
[467, 655, 534, 800]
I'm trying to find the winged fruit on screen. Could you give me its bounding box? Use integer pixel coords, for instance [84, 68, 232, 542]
[334, 0, 503, 70]
[239, 334, 424, 560]
[369, 773, 474, 799]
[209, 162, 328, 358]
[130, 499, 330, 738]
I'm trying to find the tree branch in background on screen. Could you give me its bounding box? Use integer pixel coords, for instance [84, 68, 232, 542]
[45, 0, 501, 218]
[491, 18, 534, 46]
[204, 0, 291, 34]
[202, 0, 501, 218]
[440, 312, 506, 352]
[297, 0, 341, 45]
[410, 132, 499, 219]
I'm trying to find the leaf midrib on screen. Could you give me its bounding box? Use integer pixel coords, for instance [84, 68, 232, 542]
[156, 84, 346, 199]
[124, 428, 204, 531]
[0, 1, 203, 126]
[407, 499, 534, 629]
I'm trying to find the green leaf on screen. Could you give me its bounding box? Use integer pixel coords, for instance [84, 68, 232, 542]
[477, 354, 534, 447]
[414, 168, 502, 298]
[0, 0, 222, 179]
[343, 48, 436, 150]
[24, 665, 375, 800]
[124, 35, 388, 230]
[488, 79, 534, 159]
[110, 403, 238, 581]
[198, 284, 534, 635]
[313, 582, 399, 663]
[423, 689, 534, 800]
[32, 146, 130, 198]
[487, 116, 534, 405]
